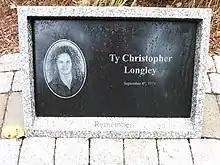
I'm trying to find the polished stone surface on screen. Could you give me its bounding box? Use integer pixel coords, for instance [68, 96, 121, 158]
[34, 19, 196, 118]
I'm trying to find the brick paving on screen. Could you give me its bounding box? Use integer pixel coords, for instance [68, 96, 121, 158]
[157, 139, 193, 165]
[0, 53, 220, 164]
[202, 94, 220, 138]
[0, 94, 7, 130]
[190, 139, 220, 165]
[2, 92, 24, 132]
[19, 138, 55, 165]
[213, 56, 220, 73]
[0, 139, 21, 165]
[124, 139, 158, 165]
[55, 138, 89, 165]
[0, 138, 220, 165]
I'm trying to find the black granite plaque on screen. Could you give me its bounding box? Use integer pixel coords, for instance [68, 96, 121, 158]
[32, 18, 197, 117]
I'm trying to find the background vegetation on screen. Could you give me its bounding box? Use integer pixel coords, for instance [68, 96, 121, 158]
[0, 0, 219, 56]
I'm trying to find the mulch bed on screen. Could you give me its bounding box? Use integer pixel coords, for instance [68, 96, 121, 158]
[0, 0, 219, 56]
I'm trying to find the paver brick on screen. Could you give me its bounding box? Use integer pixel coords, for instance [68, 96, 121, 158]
[0, 94, 7, 129]
[204, 74, 211, 93]
[0, 139, 21, 165]
[202, 94, 220, 138]
[217, 95, 220, 111]
[157, 139, 193, 165]
[90, 139, 123, 165]
[19, 137, 55, 165]
[0, 53, 21, 72]
[209, 73, 220, 94]
[0, 72, 14, 93]
[12, 71, 22, 91]
[55, 138, 89, 165]
[2, 92, 24, 138]
[213, 55, 220, 73]
[190, 139, 220, 165]
[206, 55, 216, 72]
[124, 139, 158, 165]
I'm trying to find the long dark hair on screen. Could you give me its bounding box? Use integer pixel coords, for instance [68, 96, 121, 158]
[51, 46, 81, 80]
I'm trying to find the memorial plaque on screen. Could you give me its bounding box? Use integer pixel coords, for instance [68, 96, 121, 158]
[33, 19, 196, 117]
[18, 7, 211, 138]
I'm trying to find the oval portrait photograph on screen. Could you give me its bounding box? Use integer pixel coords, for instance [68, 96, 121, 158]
[43, 39, 87, 99]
